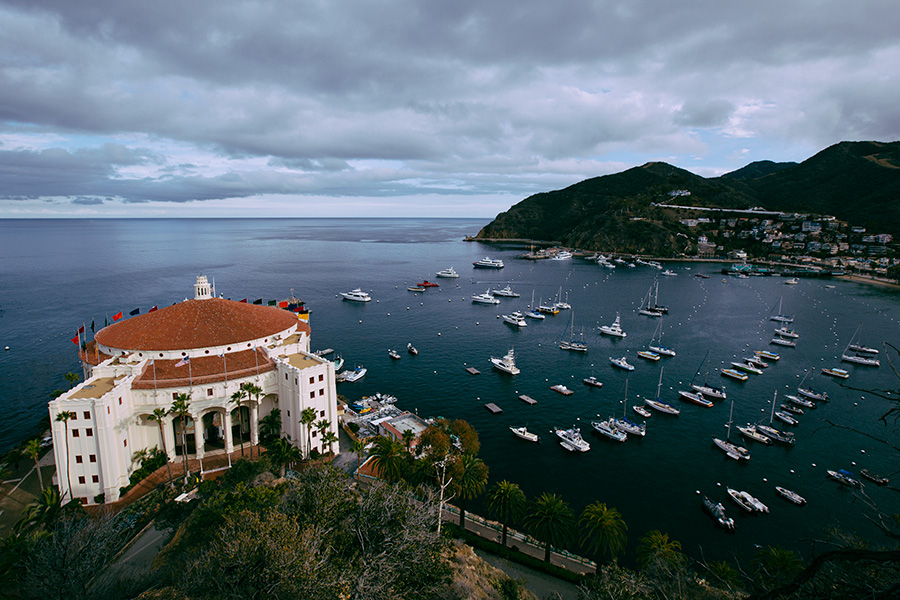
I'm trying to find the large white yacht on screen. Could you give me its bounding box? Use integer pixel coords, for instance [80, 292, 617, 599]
[341, 288, 372, 302]
[502, 312, 528, 327]
[599, 313, 626, 337]
[555, 426, 590, 452]
[473, 257, 505, 269]
[472, 289, 500, 304]
[490, 348, 520, 375]
[435, 267, 460, 278]
[492, 284, 520, 297]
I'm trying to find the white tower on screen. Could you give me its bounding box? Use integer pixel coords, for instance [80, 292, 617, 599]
[194, 274, 213, 300]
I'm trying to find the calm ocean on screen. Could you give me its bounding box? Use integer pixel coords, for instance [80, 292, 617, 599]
[1, 218, 897, 564]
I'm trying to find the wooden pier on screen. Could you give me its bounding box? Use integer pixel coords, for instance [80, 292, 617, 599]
[484, 403, 503, 414]
[518, 394, 537, 405]
[466, 367, 481, 375]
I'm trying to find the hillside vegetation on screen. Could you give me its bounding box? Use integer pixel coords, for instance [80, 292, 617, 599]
[476, 141, 900, 252]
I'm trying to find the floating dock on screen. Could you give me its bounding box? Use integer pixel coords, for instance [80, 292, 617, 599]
[518, 394, 537, 405]
[466, 367, 481, 375]
[484, 403, 503, 414]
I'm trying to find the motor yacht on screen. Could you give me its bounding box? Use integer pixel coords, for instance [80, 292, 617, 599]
[388, 349, 401, 360]
[510, 426, 539, 442]
[736, 424, 770, 444]
[435, 267, 459, 278]
[502, 312, 528, 327]
[775, 486, 807, 505]
[555, 427, 590, 452]
[341, 288, 372, 302]
[473, 257, 505, 269]
[822, 367, 849, 379]
[490, 348, 520, 375]
[755, 350, 780, 361]
[582, 376, 603, 388]
[591, 419, 627, 442]
[599, 313, 626, 337]
[702, 496, 735, 530]
[678, 390, 713, 407]
[472, 290, 500, 304]
[721, 368, 748, 381]
[492, 284, 520, 297]
[610, 356, 634, 371]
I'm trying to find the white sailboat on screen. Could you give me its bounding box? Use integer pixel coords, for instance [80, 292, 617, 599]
[611, 380, 647, 437]
[769, 296, 794, 323]
[648, 318, 676, 356]
[644, 367, 680, 415]
[525, 290, 545, 320]
[638, 285, 663, 317]
[712, 399, 750, 460]
[559, 311, 587, 352]
[841, 324, 880, 366]
[690, 350, 726, 400]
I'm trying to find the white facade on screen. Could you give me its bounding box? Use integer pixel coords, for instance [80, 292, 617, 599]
[48, 277, 338, 505]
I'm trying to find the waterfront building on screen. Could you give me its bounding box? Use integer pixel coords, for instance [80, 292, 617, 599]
[48, 275, 338, 505]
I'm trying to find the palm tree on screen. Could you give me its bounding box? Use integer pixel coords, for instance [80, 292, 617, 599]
[369, 436, 406, 482]
[146, 408, 173, 484]
[54, 411, 76, 499]
[579, 501, 628, 572]
[451, 453, 489, 528]
[259, 408, 282, 442]
[401, 428, 415, 452]
[265, 438, 302, 477]
[484, 480, 526, 547]
[169, 393, 192, 484]
[752, 545, 802, 586]
[24, 439, 44, 491]
[322, 430, 338, 456]
[636, 530, 682, 568]
[524, 492, 574, 563]
[299, 407, 316, 458]
[350, 439, 367, 481]
[314, 418, 330, 442]
[242, 382, 263, 458]
[63, 372, 80, 389]
[14, 486, 62, 534]
[230, 388, 247, 457]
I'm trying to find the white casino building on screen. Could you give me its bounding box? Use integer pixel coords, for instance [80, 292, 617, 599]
[48, 276, 338, 504]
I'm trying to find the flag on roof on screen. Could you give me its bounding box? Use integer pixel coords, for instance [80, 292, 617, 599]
[78, 324, 85, 334]
[175, 356, 191, 367]
[112, 311, 123, 322]
[278, 301, 289, 308]
[129, 307, 140, 316]
[90, 320, 95, 333]
[253, 298, 262, 305]
[239, 298, 247, 303]
[148, 305, 158, 313]
[70, 335, 79, 345]
[267, 300, 276, 306]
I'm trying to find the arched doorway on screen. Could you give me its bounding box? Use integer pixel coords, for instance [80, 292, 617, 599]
[171, 414, 196, 456]
[230, 405, 251, 455]
[202, 409, 226, 453]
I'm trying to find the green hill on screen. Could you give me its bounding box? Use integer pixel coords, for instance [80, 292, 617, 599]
[476, 141, 900, 252]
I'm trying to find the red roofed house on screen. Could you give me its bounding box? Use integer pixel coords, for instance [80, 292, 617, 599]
[49, 275, 338, 504]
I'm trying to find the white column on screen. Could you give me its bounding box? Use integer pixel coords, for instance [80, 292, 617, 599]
[163, 416, 177, 462]
[192, 412, 204, 459]
[223, 410, 233, 454]
[250, 403, 259, 447]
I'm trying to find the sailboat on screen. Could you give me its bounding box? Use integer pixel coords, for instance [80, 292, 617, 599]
[553, 287, 571, 310]
[611, 380, 647, 437]
[841, 325, 880, 366]
[712, 398, 750, 460]
[690, 350, 726, 400]
[644, 367, 680, 415]
[638, 285, 663, 317]
[559, 311, 588, 352]
[651, 279, 669, 313]
[525, 290, 545, 320]
[648, 318, 676, 357]
[769, 296, 794, 323]
[797, 370, 829, 402]
[756, 390, 796, 445]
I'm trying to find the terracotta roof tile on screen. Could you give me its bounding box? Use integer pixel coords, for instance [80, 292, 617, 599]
[131, 348, 275, 389]
[95, 298, 307, 351]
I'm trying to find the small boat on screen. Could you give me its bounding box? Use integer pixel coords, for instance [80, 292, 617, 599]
[417, 280, 440, 288]
[599, 313, 626, 337]
[721, 369, 748, 381]
[407, 343, 418, 355]
[473, 256, 505, 269]
[551, 384, 573, 395]
[502, 312, 528, 327]
[582, 376, 603, 388]
[780, 404, 804, 415]
[661, 269, 677, 276]
[407, 286, 426, 292]
[332, 356, 345, 371]
[769, 296, 794, 323]
[770, 337, 797, 347]
[492, 284, 520, 297]
[555, 427, 590, 452]
[702, 496, 735, 530]
[314, 348, 335, 357]
[746, 356, 769, 370]
[695, 273, 711, 278]
[690, 351, 725, 399]
[648, 317, 676, 356]
[757, 424, 795, 445]
[822, 367, 849, 379]
[510, 426, 539, 442]
[552, 287, 571, 310]
[786, 394, 815, 409]
[727, 488, 755, 512]
[740, 490, 769, 513]
[342, 366, 367, 382]
[784, 278, 800, 285]
[610, 356, 634, 371]
[559, 311, 587, 352]
[612, 381, 646, 437]
[849, 343, 878, 355]
[774, 327, 799, 339]
[731, 362, 763, 375]
[435, 267, 459, 278]
[860, 469, 889, 485]
[645, 368, 680, 415]
[591, 419, 627, 442]
[755, 350, 780, 361]
[774, 411, 799, 426]
[678, 390, 714, 407]
[525, 290, 546, 320]
[537, 300, 559, 314]
[550, 250, 573, 260]
[736, 424, 770, 445]
[633, 405, 652, 418]
[841, 325, 880, 366]
[638, 285, 664, 317]
[490, 348, 521, 375]
[388, 349, 401, 360]
[341, 288, 372, 302]
[775, 486, 807, 505]
[472, 290, 500, 304]
[638, 350, 660, 361]
[797, 371, 828, 401]
[827, 469, 861, 487]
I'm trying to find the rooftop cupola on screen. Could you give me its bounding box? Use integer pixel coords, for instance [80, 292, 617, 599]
[194, 274, 213, 300]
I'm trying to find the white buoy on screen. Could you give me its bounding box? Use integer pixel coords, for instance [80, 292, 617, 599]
[437, 333, 441, 336]
[359, 320, 362, 324]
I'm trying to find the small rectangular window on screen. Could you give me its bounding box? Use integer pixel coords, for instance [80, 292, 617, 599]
[312, 431, 317, 438]
[75, 455, 83, 464]
[285, 373, 288, 380]
[86, 429, 93, 437]
[123, 439, 127, 447]
[83, 411, 90, 419]
[89, 455, 96, 463]
[309, 377, 314, 384]
[309, 392, 315, 399]
[287, 410, 290, 417]
[80, 498, 88, 505]
[319, 388, 324, 397]
[118, 397, 122, 405]
[92, 475, 99, 483]
[207, 388, 213, 396]
[318, 374, 324, 382]
[320, 410, 325, 417]
[78, 476, 85, 484]
[72, 429, 80, 438]
[107, 407, 110, 414]
[172, 393, 178, 400]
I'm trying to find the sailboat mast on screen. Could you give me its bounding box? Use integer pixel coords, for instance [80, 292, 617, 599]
[769, 390, 777, 425]
[656, 367, 664, 400]
[624, 379, 629, 417]
[726, 399, 734, 441]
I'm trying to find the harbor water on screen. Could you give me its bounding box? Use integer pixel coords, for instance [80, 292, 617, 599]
[1, 218, 897, 565]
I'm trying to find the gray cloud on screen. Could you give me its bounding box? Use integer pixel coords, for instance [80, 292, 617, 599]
[1, 0, 898, 213]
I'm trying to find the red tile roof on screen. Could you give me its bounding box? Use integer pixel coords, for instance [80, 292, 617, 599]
[94, 298, 307, 351]
[131, 348, 275, 389]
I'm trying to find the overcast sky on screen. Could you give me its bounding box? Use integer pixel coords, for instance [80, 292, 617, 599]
[1, 0, 898, 218]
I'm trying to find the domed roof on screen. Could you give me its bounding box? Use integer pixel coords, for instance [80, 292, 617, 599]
[95, 297, 305, 351]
